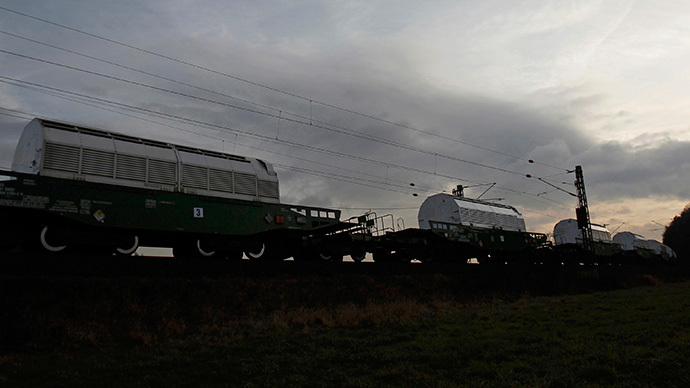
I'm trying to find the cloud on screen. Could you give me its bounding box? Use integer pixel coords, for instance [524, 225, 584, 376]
[1, 0, 689, 243]
[579, 139, 690, 200]
[0, 117, 25, 169]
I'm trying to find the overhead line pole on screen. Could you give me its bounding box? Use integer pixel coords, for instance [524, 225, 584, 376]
[574, 165, 594, 253]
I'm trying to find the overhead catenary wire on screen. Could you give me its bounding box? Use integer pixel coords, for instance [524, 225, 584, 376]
[0, 77, 459, 194]
[0, 12, 577, 192]
[0, 100, 438, 195]
[0, 81, 558, 219]
[0, 75, 572, 216]
[0, 33, 582, 213]
[0, 111, 32, 120]
[274, 164, 418, 196]
[0, 21, 636, 227]
[0, 7, 585, 221]
[0, 47, 533, 178]
[0, 6, 569, 173]
[0, 107, 33, 120]
[0, 73, 501, 188]
[0, 107, 418, 198]
[0, 30, 284, 119]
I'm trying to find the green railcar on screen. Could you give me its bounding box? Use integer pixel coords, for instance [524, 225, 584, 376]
[0, 118, 346, 259]
[364, 189, 551, 264]
[416, 190, 550, 263]
[0, 170, 343, 259]
[427, 221, 550, 263]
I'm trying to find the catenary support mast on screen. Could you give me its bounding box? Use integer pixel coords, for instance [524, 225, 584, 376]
[574, 165, 594, 253]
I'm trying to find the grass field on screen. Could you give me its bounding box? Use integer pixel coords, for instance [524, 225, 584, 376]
[1, 264, 690, 387]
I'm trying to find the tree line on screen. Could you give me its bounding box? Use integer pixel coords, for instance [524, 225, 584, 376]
[664, 204, 690, 262]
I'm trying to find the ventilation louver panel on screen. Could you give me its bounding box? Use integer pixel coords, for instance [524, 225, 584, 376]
[148, 159, 177, 185]
[477, 212, 495, 226]
[459, 208, 471, 222]
[81, 148, 115, 177]
[209, 168, 233, 193]
[182, 164, 208, 190]
[258, 180, 279, 199]
[43, 142, 80, 173]
[498, 214, 523, 231]
[234, 172, 256, 196]
[116, 154, 147, 182]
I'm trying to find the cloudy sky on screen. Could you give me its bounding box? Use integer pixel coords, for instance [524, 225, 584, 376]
[1, 0, 689, 241]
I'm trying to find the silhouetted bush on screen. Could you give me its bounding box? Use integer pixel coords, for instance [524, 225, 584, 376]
[664, 203, 690, 262]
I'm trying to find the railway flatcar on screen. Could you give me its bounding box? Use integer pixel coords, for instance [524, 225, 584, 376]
[553, 218, 616, 246]
[0, 118, 348, 259]
[363, 186, 550, 263]
[552, 219, 620, 262]
[613, 231, 677, 264]
[551, 220, 678, 265]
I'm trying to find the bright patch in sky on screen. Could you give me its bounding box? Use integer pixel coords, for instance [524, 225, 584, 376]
[0, 0, 688, 241]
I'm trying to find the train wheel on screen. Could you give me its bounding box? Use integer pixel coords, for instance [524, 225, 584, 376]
[39, 225, 67, 253]
[246, 243, 266, 260]
[173, 240, 218, 259]
[350, 251, 366, 263]
[196, 239, 216, 258]
[245, 243, 290, 261]
[115, 235, 139, 256]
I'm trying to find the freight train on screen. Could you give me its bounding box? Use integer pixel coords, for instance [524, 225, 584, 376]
[0, 118, 676, 265]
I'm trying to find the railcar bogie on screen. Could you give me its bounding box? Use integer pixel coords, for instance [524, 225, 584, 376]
[242, 229, 322, 261]
[244, 243, 269, 260]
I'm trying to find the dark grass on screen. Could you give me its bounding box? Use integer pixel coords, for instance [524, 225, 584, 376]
[2, 257, 690, 387]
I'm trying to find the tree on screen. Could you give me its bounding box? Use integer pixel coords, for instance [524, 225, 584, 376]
[663, 203, 690, 262]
